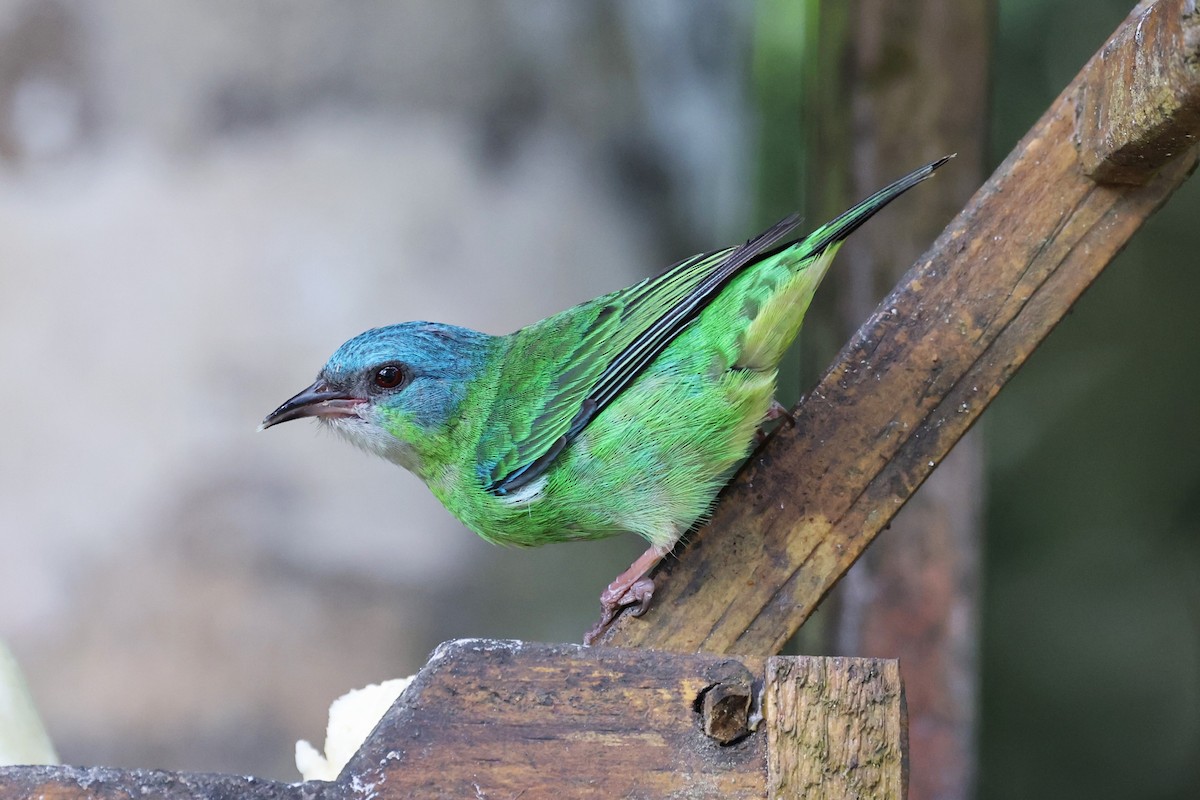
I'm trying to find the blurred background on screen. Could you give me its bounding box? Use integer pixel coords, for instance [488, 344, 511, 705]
[0, 1, 1195, 798]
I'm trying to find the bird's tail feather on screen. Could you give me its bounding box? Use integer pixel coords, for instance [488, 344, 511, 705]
[799, 155, 953, 258]
[731, 155, 953, 371]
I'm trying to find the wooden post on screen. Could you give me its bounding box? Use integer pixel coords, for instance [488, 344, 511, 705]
[805, 2, 992, 797]
[766, 658, 907, 800]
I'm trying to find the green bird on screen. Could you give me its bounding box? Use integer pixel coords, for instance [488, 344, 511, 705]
[262, 156, 949, 643]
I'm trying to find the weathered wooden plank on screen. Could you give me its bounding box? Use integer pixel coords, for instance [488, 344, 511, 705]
[766, 658, 906, 800]
[338, 640, 767, 799]
[1076, 0, 1200, 183]
[0, 644, 906, 799]
[599, 0, 1200, 654]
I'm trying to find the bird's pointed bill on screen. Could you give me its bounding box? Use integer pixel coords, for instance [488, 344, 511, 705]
[260, 380, 362, 430]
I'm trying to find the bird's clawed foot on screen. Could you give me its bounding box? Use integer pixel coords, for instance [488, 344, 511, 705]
[583, 576, 655, 645]
[582, 544, 666, 645]
[754, 398, 796, 445]
[764, 398, 795, 425]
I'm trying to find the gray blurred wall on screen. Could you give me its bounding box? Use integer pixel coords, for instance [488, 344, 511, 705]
[0, 0, 750, 778]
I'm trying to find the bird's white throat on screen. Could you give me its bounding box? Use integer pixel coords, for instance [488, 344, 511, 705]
[323, 416, 423, 474]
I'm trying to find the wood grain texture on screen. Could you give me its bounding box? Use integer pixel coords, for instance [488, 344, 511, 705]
[0, 643, 905, 799]
[339, 640, 767, 799]
[1076, 0, 1200, 183]
[599, 0, 1200, 654]
[766, 658, 906, 800]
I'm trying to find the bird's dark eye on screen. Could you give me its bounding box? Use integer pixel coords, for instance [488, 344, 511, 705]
[373, 364, 406, 390]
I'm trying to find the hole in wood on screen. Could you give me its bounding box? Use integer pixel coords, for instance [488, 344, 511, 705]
[695, 681, 755, 745]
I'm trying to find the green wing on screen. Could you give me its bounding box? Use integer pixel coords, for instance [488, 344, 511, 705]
[480, 156, 951, 496]
[480, 214, 801, 496]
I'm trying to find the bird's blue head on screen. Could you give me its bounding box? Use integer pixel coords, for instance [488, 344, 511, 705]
[262, 322, 494, 475]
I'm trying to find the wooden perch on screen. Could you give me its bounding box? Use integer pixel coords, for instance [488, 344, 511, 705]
[0, 641, 905, 800]
[598, 0, 1200, 653]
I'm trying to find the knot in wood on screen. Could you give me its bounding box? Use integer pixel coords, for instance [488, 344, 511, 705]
[699, 681, 754, 745]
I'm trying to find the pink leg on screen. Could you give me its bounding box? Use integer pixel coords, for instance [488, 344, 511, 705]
[764, 398, 795, 425]
[754, 398, 796, 445]
[583, 545, 665, 645]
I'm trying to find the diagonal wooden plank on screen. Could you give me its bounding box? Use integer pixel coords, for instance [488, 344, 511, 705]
[600, 0, 1200, 654]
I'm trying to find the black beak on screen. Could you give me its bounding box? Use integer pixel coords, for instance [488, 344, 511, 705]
[260, 379, 362, 430]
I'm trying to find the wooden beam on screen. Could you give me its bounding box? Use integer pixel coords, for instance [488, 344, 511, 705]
[598, 0, 1200, 653]
[1076, 0, 1200, 183]
[0, 642, 905, 800]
